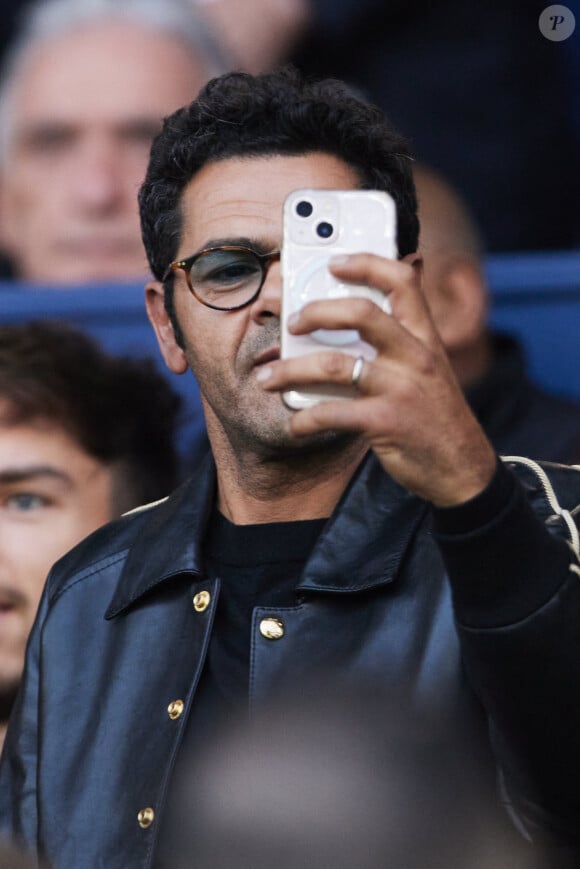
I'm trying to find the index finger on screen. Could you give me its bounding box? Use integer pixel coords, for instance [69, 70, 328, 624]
[328, 253, 439, 348]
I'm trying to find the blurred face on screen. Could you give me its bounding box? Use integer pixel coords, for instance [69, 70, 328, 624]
[0, 418, 114, 700]
[0, 21, 210, 283]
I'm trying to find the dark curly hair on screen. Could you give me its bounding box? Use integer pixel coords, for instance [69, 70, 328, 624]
[0, 321, 182, 511]
[139, 68, 418, 337]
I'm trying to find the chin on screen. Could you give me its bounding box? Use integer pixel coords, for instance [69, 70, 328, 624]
[255, 425, 357, 463]
[210, 389, 358, 460]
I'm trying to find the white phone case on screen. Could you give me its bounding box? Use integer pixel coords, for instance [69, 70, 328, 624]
[281, 188, 397, 409]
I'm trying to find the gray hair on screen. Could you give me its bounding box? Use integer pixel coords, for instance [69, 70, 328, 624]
[0, 0, 229, 162]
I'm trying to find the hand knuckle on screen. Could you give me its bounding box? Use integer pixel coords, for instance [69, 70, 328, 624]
[355, 297, 378, 318]
[417, 348, 437, 376]
[321, 351, 347, 377]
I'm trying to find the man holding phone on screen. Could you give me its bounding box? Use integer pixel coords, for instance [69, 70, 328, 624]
[1, 69, 579, 869]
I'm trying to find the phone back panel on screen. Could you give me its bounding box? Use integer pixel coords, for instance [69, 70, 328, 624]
[281, 188, 397, 408]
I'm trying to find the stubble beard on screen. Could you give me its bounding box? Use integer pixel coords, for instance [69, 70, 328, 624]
[207, 378, 356, 465]
[187, 324, 362, 467]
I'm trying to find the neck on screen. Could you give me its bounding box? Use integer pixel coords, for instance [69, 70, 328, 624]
[210, 430, 368, 525]
[449, 332, 494, 388]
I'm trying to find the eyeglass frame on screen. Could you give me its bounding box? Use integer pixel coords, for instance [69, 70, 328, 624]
[162, 245, 281, 312]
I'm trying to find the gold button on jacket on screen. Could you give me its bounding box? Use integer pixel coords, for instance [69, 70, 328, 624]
[259, 617, 285, 640]
[192, 590, 210, 612]
[137, 807, 154, 829]
[167, 699, 184, 720]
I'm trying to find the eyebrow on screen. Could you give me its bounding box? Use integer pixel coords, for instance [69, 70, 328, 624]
[0, 466, 73, 486]
[17, 116, 162, 142]
[16, 121, 75, 146]
[189, 237, 279, 258]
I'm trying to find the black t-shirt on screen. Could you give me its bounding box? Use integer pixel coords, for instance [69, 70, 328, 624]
[196, 508, 327, 713]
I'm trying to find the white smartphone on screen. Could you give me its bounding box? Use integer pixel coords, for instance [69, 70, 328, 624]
[281, 188, 397, 409]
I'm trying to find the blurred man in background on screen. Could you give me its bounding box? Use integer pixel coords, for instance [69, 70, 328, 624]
[415, 163, 580, 463]
[0, 0, 225, 284]
[0, 321, 181, 749]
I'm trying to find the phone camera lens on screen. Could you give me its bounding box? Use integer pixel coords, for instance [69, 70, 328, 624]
[296, 200, 313, 218]
[316, 221, 333, 239]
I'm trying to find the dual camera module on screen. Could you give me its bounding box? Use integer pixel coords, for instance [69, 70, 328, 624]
[295, 200, 333, 239]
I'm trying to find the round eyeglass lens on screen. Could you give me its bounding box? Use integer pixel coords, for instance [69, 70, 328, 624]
[189, 248, 264, 308]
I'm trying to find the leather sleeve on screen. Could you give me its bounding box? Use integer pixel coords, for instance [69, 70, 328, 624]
[434, 459, 580, 848]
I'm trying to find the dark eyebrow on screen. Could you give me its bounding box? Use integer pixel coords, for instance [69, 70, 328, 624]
[0, 466, 73, 486]
[16, 121, 76, 147]
[17, 117, 162, 146]
[188, 237, 279, 258]
[114, 118, 163, 139]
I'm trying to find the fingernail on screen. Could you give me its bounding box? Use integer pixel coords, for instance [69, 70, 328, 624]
[256, 365, 272, 382]
[329, 254, 349, 266]
[287, 312, 300, 328]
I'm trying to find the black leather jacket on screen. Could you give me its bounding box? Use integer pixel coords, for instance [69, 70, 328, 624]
[1, 453, 580, 868]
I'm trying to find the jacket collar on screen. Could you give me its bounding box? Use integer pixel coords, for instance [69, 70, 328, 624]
[106, 451, 427, 617]
[106, 454, 216, 618]
[297, 453, 427, 593]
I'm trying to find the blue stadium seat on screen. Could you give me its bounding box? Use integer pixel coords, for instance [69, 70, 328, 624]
[487, 249, 580, 400]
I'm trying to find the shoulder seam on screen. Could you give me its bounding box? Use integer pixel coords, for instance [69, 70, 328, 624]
[501, 455, 580, 558]
[49, 549, 130, 605]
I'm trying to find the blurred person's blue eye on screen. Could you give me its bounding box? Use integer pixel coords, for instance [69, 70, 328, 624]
[6, 493, 48, 512]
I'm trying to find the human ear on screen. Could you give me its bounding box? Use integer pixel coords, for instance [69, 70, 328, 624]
[145, 281, 188, 375]
[426, 257, 487, 353]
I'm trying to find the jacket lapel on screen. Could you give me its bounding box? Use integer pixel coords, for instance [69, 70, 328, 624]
[298, 454, 428, 593]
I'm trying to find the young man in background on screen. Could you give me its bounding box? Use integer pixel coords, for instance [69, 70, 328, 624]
[0, 321, 181, 749]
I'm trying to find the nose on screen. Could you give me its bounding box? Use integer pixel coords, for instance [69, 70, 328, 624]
[71, 137, 127, 214]
[249, 256, 282, 322]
